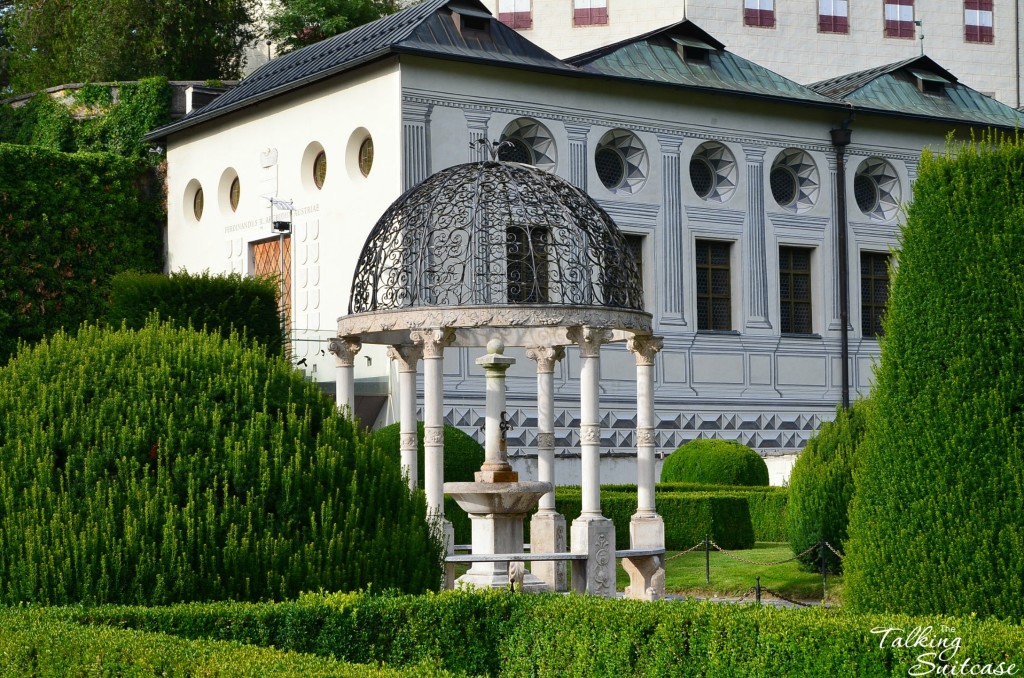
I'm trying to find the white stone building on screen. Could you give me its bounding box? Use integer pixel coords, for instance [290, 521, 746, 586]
[479, 0, 1023, 107]
[146, 0, 1024, 485]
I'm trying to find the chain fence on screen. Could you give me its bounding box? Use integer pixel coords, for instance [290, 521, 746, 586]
[666, 537, 846, 603]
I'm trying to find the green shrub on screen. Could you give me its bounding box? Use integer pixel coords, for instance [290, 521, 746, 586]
[0, 321, 443, 605]
[108, 271, 286, 356]
[373, 422, 484, 545]
[551, 488, 754, 550]
[845, 134, 1024, 619]
[67, 591, 1024, 677]
[788, 400, 872, 573]
[0, 143, 163, 364]
[0, 608, 430, 677]
[660, 439, 769, 486]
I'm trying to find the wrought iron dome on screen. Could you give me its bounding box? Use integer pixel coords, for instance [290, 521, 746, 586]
[347, 160, 646, 320]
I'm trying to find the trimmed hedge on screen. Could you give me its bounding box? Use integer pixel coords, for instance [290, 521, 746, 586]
[0, 608, 435, 677]
[661, 439, 770, 486]
[551, 488, 754, 550]
[373, 422, 485, 545]
[788, 400, 872, 574]
[845, 135, 1024, 619]
[66, 591, 1024, 677]
[0, 322, 444, 605]
[602, 483, 788, 543]
[0, 143, 163, 364]
[108, 271, 286, 356]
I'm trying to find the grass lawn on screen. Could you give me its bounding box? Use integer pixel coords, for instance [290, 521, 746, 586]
[616, 542, 843, 605]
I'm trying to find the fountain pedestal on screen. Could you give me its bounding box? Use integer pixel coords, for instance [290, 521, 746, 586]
[444, 339, 552, 590]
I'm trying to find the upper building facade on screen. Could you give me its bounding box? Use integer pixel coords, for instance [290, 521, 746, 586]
[147, 0, 1024, 484]
[479, 0, 1022, 107]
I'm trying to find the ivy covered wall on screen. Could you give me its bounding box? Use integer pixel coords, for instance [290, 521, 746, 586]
[0, 143, 163, 363]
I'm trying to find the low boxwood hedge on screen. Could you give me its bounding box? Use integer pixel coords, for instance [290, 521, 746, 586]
[0, 607, 440, 677]
[64, 591, 1024, 678]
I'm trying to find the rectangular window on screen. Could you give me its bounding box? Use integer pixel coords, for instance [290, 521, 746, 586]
[819, 0, 849, 33]
[965, 0, 993, 43]
[779, 247, 813, 334]
[884, 0, 914, 38]
[695, 240, 732, 331]
[498, 0, 532, 29]
[573, 0, 608, 26]
[861, 251, 890, 337]
[744, 0, 775, 28]
[507, 226, 549, 303]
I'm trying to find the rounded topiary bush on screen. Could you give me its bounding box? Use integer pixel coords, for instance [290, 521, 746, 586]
[373, 421, 485, 484]
[0, 322, 444, 605]
[844, 135, 1024, 618]
[660, 439, 769, 486]
[787, 400, 872, 574]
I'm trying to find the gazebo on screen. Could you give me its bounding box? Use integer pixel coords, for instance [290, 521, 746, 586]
[330, 152, 666, 598]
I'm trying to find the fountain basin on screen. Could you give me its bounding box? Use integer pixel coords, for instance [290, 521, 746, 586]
[444, 481, 551, 514]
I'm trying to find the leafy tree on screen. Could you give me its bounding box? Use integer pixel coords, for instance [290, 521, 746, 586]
[4, 0, 260, 93]
[844, 133, 1024, 618]
[267, 0, 399, 53]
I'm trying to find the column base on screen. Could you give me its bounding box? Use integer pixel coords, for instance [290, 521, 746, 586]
[530, 511, 567, 592]
[629, 513, 665, 549]
[626, 513, 665, 601]
[570, 515, 616, 597]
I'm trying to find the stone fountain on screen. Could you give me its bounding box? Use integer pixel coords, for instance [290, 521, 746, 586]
[444, 339, 551, 591]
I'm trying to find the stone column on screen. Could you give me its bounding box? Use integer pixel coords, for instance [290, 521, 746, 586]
[657, 133, 686, 325]
[387, 344, 423, 490]
[743, 145, 772, 330]
[328, 337, 361, 416]
[476, 341, 517, 482]
[567, 326, 615, 597]
[526, 344, 567, 591]
[565, 123, 591, 191]
[624, 334, 666, 601]
[410, 328, 454, 544]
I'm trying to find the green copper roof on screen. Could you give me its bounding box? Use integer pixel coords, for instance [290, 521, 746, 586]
[810, 56, 1024, 129]
[568, 21, 840, 108]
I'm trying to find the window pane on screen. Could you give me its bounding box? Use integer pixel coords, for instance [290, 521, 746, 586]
[779, 246, 813, 334]
[696, 240, 732, 331]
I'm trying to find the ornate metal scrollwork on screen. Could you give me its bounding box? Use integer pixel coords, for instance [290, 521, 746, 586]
[348, 161, 645, 315]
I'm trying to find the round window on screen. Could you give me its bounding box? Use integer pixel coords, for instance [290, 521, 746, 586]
[358, 137, 374, 177]
[193, 187, 204, 221]
[229, 177, 240, 212]
[594, 129, 648, 195]
[853, 173, 878, 214]
[313, 151, 327, 189]
[498, 137, 534, 165]
[770, 166, 798, 207]
[595, 147, 626, 190]
[854, 158, 901, 220]
[689, 157, 715, 198]
[769, 148, 818, 212]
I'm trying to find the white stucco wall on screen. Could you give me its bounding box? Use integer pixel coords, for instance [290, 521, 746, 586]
[164, 59, 404, 382]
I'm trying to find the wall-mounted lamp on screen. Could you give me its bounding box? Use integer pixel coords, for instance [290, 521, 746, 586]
[266, 196, 294, 234]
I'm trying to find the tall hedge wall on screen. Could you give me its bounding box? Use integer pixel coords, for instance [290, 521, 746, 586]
[0, 143, 163, 364]
[0, 322, 444, 605]
[845, 135, 1024, 619]
[108, 271, 286, 356]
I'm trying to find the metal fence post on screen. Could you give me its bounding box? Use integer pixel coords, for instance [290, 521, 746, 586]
[755, 576, 761, 605]
[704, 533, 710, 585]
[820, 539, 827, 600]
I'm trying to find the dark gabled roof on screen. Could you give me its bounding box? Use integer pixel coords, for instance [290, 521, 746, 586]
[145, 0, 574, 141]
[566, 20, 841, 109]
[809, 55, 1024, 129]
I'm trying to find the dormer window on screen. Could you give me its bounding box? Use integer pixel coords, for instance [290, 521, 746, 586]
[910, 68, 950, 95]
[452, 6, 492, 34]
[671, 36, 713, 63]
